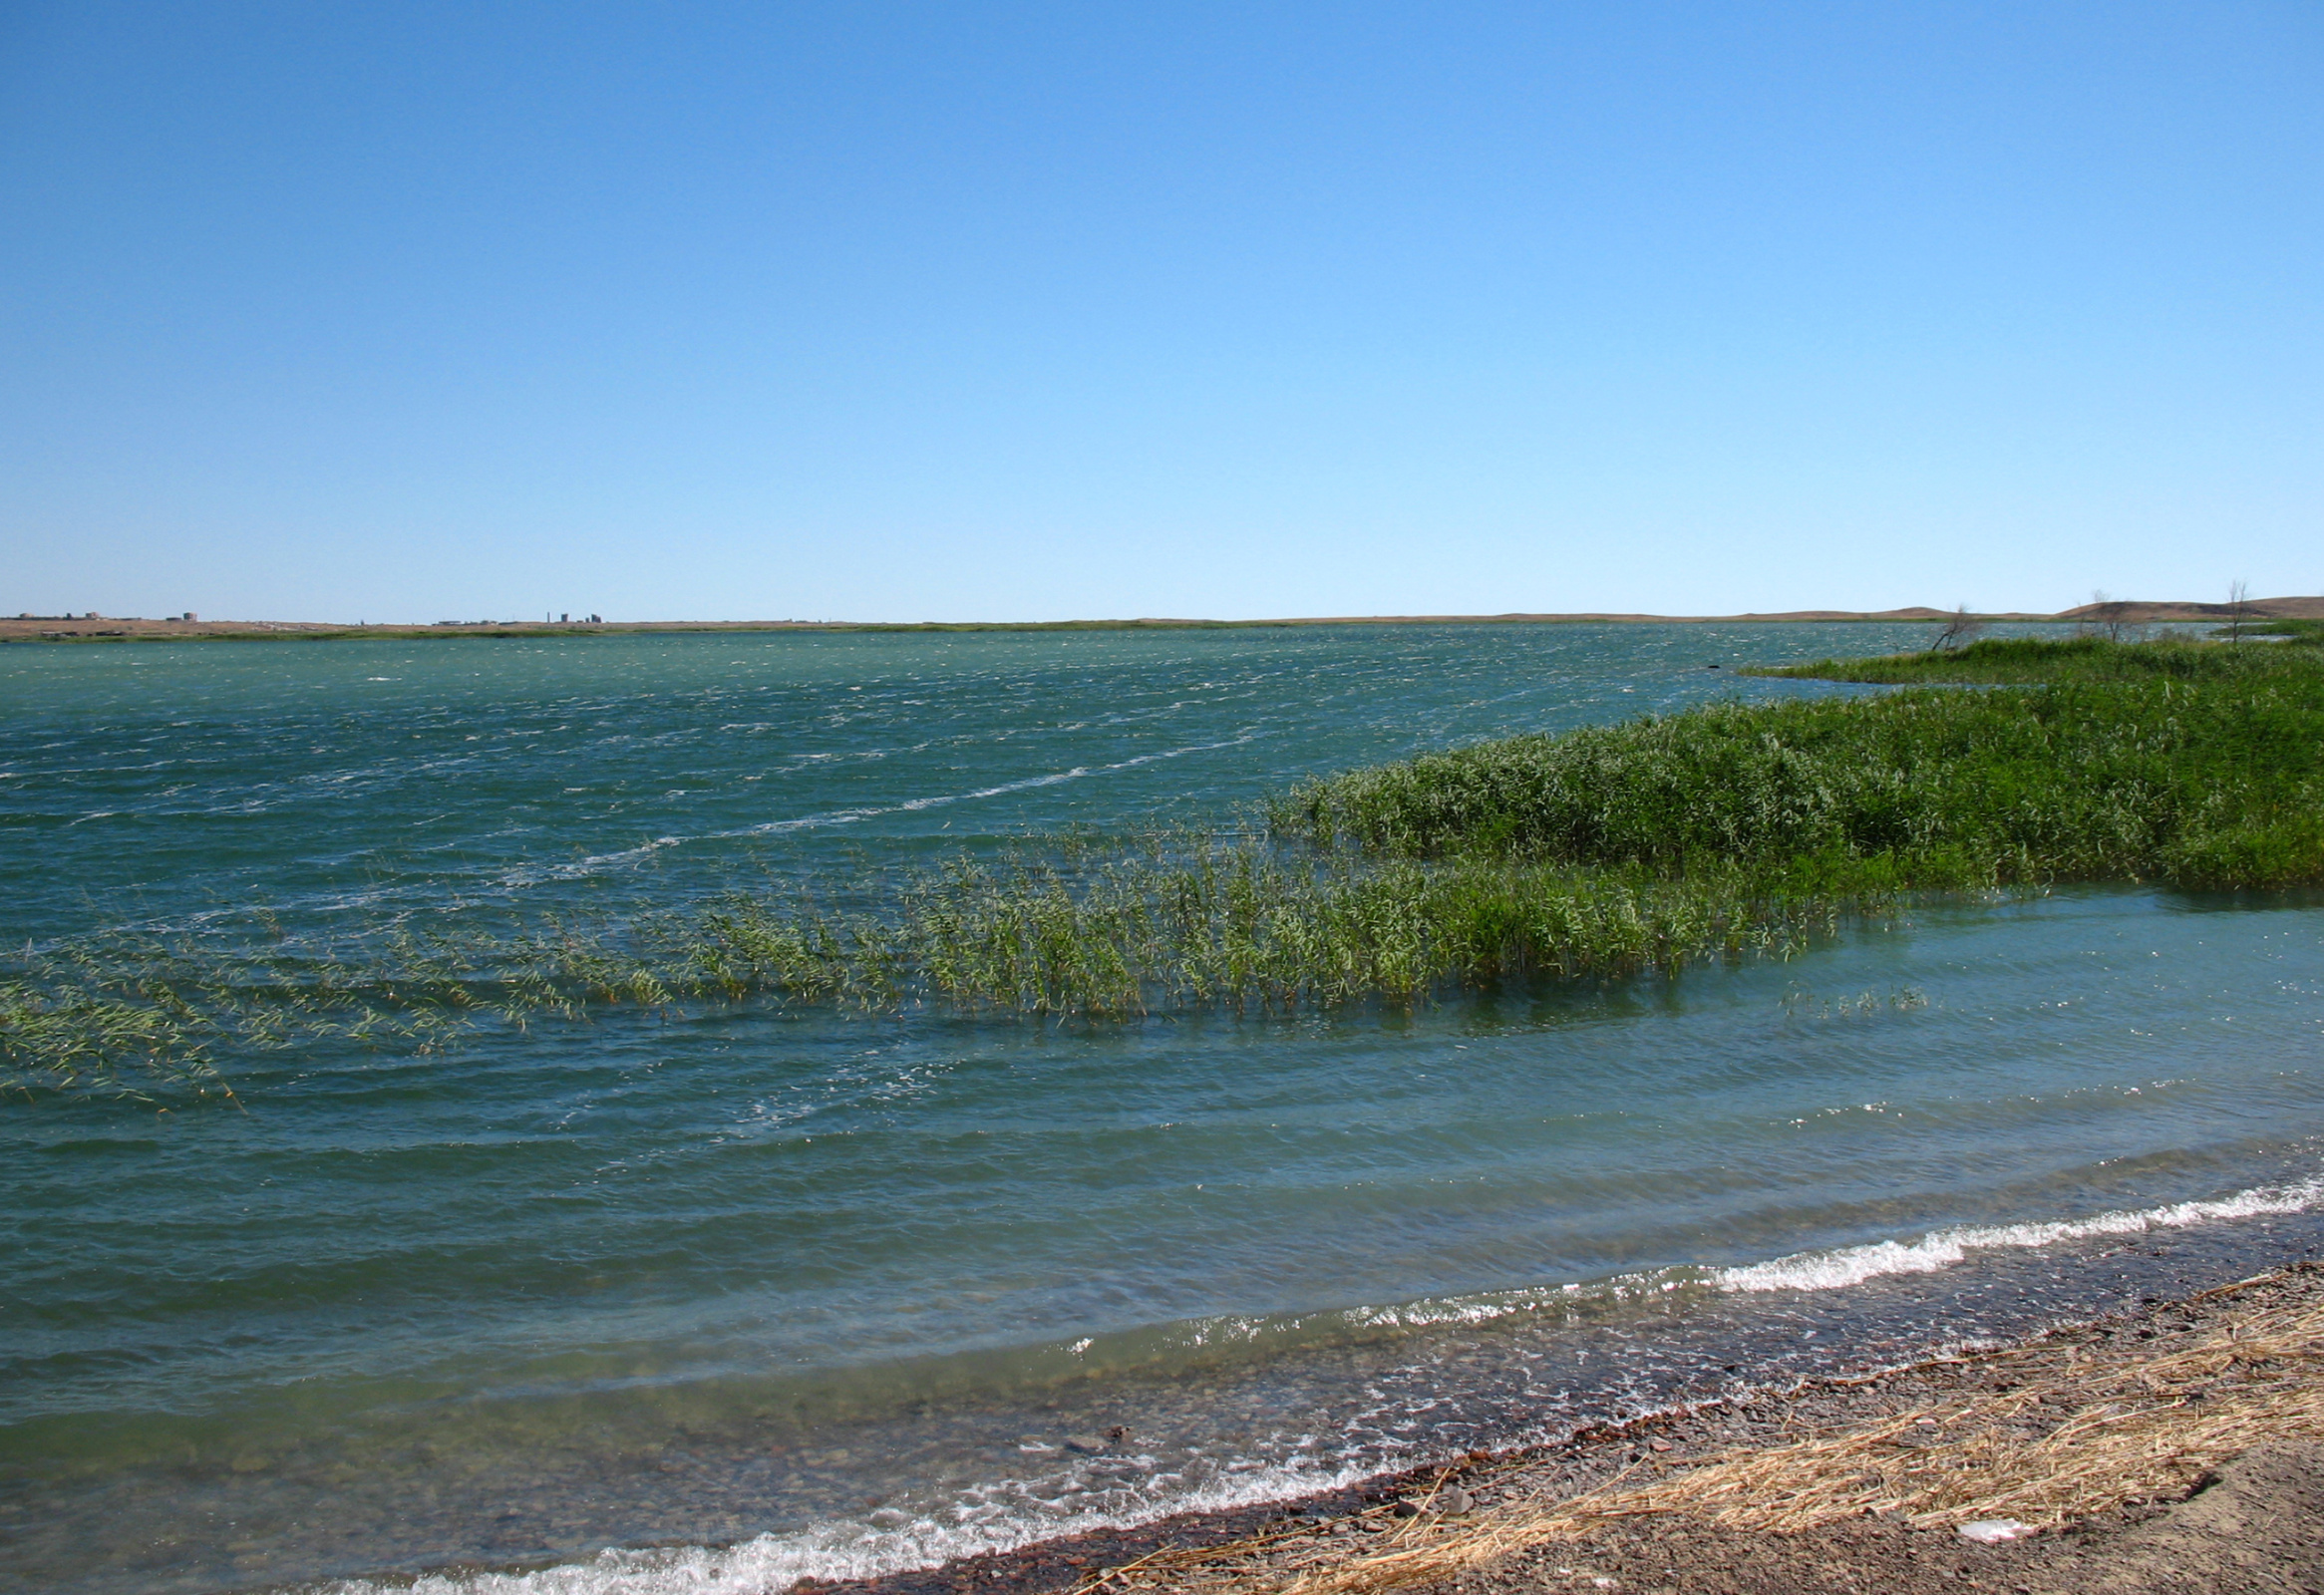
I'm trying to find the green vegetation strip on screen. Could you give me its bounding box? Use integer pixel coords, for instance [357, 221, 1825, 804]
[1280, 635, 2324, 890]
[9, 638, 2322, 1100]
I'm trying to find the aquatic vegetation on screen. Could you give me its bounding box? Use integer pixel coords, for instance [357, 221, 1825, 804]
[1781, 985, 1929, 1021]
[2236, 617, 2324, 644]
[1, 845, 1843, 1099]
[0, 925, 560, 1102]
[1744, 631, 2324, 684]
[1275, 641, 2324, 893]
[11, 637, 2322, 1100]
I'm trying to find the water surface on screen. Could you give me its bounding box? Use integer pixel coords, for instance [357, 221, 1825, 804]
[4, 624, 2319, 1595]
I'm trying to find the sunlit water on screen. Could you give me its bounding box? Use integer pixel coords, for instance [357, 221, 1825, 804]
[4, 624, 2320, 1595]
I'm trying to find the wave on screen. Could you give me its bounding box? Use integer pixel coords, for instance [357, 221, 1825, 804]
[479, 735, 1266, 891]
[1713, 1176, 2324, 1293]
[716, 734, 1260, 839]
[508, 835, 684, 886]
[1046, 1174, 2324, 1358]
[474, 737, 1260, 889]
[305, 1168, 2324, 1595]
[316, 1455, 1373, 1595]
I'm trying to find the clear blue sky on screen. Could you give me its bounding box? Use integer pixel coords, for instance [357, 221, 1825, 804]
[4, 2, 2318, 622]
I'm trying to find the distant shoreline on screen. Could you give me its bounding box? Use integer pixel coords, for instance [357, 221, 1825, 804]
[7, 597, 2318, 643]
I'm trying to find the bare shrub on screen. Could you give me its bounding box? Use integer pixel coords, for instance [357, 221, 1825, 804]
[1931, 606, 1986, 652]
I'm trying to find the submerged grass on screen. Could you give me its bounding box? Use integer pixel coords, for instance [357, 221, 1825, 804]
[2, 848, 1839, 1100]
[11, 637, 2322, 1100]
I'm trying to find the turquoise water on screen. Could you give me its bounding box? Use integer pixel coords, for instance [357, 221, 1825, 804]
[4, 625, 2322, 1595]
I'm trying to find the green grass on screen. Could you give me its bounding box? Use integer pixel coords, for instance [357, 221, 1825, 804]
[1277, 639, 2324, 894]
[2237, 618, 2324, 643]
[1, 845, 1839, 1099]
[13, 637, 2322, 1101]
[1273, 651, 2324, 901]
[1743, 632, 2324, 684]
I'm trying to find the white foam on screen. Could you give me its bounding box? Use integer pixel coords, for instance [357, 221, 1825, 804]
[314, 1172, 2324, 1595]
[486, 738, 1258, 872]
[310, 1455, 1371, 1595]
[508, 836, 683, 885]
[714, 734, 1259, 839]
[1714, 1176, 2324, 1294]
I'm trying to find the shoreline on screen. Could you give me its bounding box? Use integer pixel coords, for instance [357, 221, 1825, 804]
[817, 1261, 2324, 1595]
[7, 599, 2319, 644]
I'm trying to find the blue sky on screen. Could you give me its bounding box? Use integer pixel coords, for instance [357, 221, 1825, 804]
[4, 2, 2318, 622]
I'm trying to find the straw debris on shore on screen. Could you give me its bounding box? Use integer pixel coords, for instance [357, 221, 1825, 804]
[1036, 1266, 2324, 1595]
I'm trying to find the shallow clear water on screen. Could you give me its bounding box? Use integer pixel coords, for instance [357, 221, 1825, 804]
[4, 624, 2320, 1595]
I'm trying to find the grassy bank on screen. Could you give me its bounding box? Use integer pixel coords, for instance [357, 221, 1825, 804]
[1273, 642, 2324, 892]
[1744, 631, 2323, 684]
[10, 638, 2321, 1099]
[2243, 617, 2324, 643]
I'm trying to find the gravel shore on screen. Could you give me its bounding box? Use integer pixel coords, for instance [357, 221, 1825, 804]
[813, 1263, 2324, 1595]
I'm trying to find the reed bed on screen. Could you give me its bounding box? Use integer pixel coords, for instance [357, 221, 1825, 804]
[12, 638, 2323, 1100]
[1748, 630, 2324, 686]
[1269, 658, 2324, 892]
[1, 845, 1842, 1099]
[1066, 1272, 2324, 1595]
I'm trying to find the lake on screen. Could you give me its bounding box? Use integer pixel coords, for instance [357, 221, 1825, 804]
[4, 623, 2320, 1595]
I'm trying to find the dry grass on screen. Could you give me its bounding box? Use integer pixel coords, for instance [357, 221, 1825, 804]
[1076, 1272, 2324, 1595]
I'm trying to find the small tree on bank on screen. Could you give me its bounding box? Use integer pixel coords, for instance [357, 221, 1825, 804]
[2084, 590, 2144, 643]
[1932, 606, 1988, 652]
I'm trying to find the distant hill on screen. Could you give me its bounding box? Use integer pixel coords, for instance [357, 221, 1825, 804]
[2054, 595, 2324, 622]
